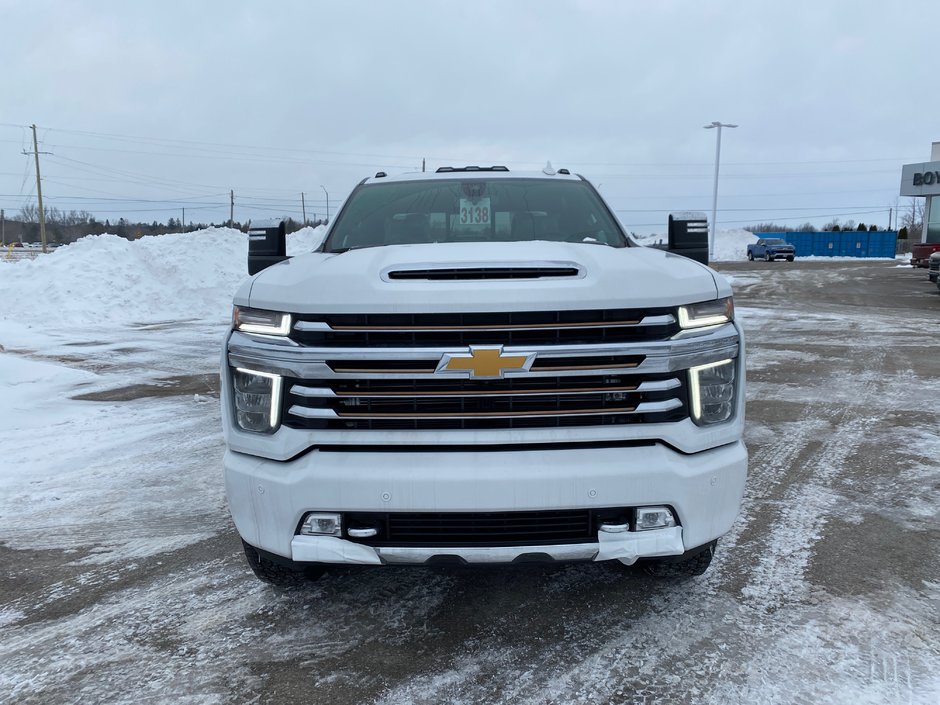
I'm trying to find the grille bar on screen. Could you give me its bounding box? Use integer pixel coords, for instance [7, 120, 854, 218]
[320, 317, 664, 332]
[328, 354, 644, 375]
[287, 399, 681, 420]
[289, 378, 679, 399]
[289, 308, 681, 347]
[294, 314, 673, 333]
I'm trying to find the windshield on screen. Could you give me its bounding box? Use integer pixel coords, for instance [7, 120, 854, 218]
[323, 178, 627, 252]
[765, 238, 787, 245]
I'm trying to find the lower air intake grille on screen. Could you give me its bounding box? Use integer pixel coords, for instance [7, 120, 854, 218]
[341, 508, 632, 547]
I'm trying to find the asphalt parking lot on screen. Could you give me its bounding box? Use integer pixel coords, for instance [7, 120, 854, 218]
[2, 259, 939, 704]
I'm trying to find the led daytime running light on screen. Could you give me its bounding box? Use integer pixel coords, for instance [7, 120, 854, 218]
[678, 298, 733, 329]
[234, 307, 292, 336]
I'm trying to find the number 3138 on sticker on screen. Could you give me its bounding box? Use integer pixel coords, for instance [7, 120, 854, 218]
[457, 197, 491, 226]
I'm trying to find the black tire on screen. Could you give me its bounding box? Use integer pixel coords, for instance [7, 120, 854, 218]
[642, 540, 717, 578]
[241, 539, 326, 588]
[786, 255, 794, 262]
[764, 252, 771, 262]
[747, 251, 754, 261]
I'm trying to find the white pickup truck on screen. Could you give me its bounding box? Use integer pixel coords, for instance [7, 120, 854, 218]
[222, 166, 747, 586]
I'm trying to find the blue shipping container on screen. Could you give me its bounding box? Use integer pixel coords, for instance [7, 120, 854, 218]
[753, 231, 897, 258]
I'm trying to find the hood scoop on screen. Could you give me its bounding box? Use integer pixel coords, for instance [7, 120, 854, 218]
[386, 264, 583, 281]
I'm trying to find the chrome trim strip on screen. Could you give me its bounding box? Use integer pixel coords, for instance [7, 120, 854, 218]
[227, 325, 739, 379]
[289, 385, 336, 398]
[291, 313, 676, 333]
[374, 543, 599, 564]
[637, 378, 681, 392]
[286, 398, 681, 420]
[231, 352, 736, 380]
[293, 321, 333, 332]
[286, 377, 679, 400]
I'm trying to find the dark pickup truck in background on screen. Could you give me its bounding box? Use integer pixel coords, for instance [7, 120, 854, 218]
[747, 238, 795, 262]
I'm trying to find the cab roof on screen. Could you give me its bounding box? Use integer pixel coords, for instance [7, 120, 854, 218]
[362, 166, 583, 186]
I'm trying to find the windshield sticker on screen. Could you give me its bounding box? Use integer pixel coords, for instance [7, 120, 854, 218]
[457, 197, 491, 228]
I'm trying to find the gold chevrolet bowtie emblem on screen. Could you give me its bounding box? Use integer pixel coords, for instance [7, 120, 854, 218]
[437, 346, 536, 379]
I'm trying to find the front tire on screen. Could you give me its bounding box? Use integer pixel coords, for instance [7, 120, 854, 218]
[241, 539, 326, 588]
[642, 540, 717, 578]
[786, 255, 794, 262]
[764, 252, 772, 262]
[747, 251, 754, 261]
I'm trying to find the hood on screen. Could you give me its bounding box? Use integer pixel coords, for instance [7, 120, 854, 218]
[243, 241, 721, 313]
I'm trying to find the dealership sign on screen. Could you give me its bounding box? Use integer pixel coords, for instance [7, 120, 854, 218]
[900, 161, 940, 196]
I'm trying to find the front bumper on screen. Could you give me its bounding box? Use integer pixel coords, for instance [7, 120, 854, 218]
[225, 439, 747, 566]
[288, 525, 687, 566]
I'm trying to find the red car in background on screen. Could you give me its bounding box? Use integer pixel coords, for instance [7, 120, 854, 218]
[911, 242, 940, 268]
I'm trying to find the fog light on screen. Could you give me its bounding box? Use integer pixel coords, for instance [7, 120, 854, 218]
[300, 512, 342, 537]
[635, 506, 676, 531]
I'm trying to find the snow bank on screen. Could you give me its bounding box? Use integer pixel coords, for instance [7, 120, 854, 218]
[0, 226, 328, 333]
[633, 229, 757, 262]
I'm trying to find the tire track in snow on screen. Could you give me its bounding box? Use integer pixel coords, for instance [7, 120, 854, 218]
[739, 344, 888, 611]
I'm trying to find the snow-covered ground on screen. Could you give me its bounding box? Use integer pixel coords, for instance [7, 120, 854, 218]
[1, 229, 938, 704]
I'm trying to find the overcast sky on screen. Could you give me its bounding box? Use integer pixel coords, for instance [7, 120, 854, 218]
[2, 0, 938, 234]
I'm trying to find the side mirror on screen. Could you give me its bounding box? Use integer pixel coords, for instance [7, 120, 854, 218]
[247, 219, 289, 275]
[667, 212, 709, 265]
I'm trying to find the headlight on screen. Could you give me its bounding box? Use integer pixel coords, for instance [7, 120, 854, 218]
[233, 367, 282, 433]
[689, 358, 736, 425]
[232, 306, 292, 336]
[678, 297, 734, 329]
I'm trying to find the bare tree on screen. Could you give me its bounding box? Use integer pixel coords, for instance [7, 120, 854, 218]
[18, 204, 39, 222]
[900, 198, 925, 240]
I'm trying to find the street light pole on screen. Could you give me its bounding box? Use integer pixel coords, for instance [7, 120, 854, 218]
[320, 185, 329, 222]
[704, 121, 738, 259]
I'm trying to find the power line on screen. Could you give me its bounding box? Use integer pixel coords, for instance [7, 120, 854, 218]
[614, 205, 898, 213]
[15, 122, 925, 170]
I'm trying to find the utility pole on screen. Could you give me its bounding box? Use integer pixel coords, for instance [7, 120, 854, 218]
[1, 209, 4, 246]
[422, 158, 426, 172]
[301, 192, 307, 225]
[888, 207, 892, 231]
[181, 208, 185, 233]
[230, 190, 234, 228]
[26, 124, 51, 253]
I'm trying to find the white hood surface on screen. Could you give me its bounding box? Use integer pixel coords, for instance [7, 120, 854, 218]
[244, 242, 723, 313]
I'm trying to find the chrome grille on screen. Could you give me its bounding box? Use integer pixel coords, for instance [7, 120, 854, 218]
[227, 308, 743, 436]
[283, 371, 687, 430]
[276, 309, 692, 431]
[290, 308, 679, 347]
